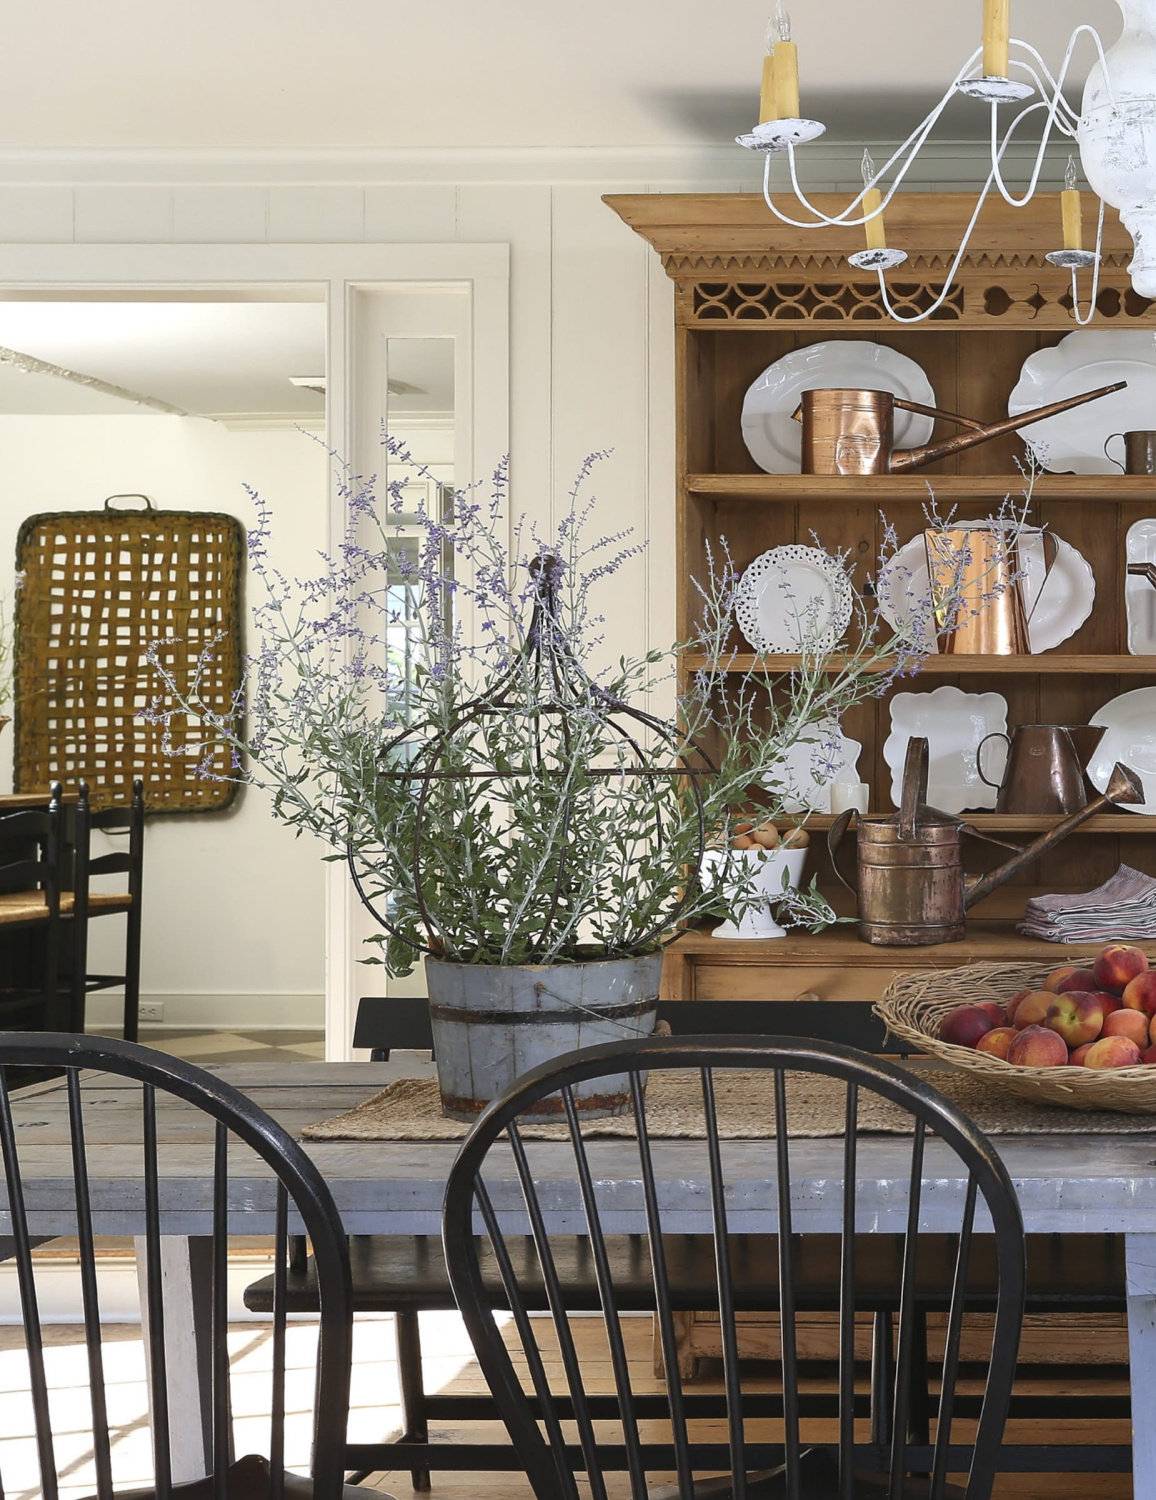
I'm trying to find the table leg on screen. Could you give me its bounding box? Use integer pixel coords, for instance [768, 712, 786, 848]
[135, 1236, 221, 1483]
[1125, 1233, 1156, 1488]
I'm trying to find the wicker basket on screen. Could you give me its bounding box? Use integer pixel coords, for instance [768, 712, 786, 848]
[876, 959, 1156, 1114]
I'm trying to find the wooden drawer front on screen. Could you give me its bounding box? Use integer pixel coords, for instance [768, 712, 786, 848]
[691, 964, 895, 1002]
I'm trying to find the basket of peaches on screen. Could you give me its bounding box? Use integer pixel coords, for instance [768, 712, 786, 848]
[875, 945, 1156, 1113]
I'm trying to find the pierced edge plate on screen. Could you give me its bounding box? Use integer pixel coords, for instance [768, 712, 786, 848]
[1089, 686, 1156, 816]
[884, 684, 1010, 814]
[876, 529, 1095, 654]
[734, 545, 854, 654]
[739, 339, 936, 475]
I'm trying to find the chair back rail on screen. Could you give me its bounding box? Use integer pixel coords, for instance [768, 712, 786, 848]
[0, 1033, 352, 1500]
[443, 1035, 1026, 1500]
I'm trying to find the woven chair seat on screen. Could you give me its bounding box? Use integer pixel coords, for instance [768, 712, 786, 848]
[0, 889, 132, 926]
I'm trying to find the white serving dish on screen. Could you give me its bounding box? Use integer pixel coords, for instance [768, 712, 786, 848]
[1126, 518, 1156, 654]
[1008, 330, 1156, 474]
[884, 685, 1009, 813]
[701, 846, 808, 940]
[875, 527, 1095, 653]
[740, 340, 936, 474]
[1089, 686, 1156, 815]
[762, 718, 862, 813]
[734, 544, 854, 653]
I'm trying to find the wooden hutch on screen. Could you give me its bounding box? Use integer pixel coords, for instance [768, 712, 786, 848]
[607, 189, 1156, 1010]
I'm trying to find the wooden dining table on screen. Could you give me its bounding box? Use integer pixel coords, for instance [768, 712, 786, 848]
[4, 1058, 1156, 1484]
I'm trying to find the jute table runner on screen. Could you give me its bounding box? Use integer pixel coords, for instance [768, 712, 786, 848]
[302, 1068, 1156, 1143]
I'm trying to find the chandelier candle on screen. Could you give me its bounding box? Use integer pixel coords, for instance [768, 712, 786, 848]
[770, 3, 799, 119]
[983, 0, 1010, 77]
[759, 47, 777, 123]
[862, 150, 887, 251]
[1062, 156, 1084, 252]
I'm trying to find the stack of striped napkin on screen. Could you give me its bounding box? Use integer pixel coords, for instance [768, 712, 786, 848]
[1019, 865, 1156, 943]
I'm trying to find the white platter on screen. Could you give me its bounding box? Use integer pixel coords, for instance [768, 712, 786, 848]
[1008, 330, 1156, 474]
[884, 685, 1009, 814]
[734, 545, 854, 653]
[875, 527, 1095, 653]
[740, 340, 936, 474]
[1089, 686, 1156, 815]
[1126, 518, 1156, 655]
[762, 718, 862, 813]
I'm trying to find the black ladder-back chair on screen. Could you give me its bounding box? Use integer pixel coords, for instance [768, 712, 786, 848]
[443, 1034, 1027, 1500]
[70, 778, 145, 1040]
[0, 1032, 361, 1500]
[0, 784, 67, 1032]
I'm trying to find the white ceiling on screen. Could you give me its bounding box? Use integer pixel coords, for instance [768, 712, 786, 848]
[0, 1, 1123, 152]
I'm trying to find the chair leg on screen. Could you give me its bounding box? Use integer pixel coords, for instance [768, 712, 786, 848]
[123, 906, 142, 1044]
[870, 1310, 894, 1447]
[396, 1309, 430, 1491]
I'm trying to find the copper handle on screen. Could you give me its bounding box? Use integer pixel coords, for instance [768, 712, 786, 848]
[892, 397, 989, 433]
[976, 731, 1010, 791]
[899, 736, 929, 842]
[827, 808, 859, 894]
[1104, 432, 1128, 472]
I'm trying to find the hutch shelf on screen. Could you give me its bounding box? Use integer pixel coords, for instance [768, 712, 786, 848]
[606, 189, 1156, 1008]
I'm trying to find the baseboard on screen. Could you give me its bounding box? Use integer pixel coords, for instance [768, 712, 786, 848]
[84, 991, 324, 1032]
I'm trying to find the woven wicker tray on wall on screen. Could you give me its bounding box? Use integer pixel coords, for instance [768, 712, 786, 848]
[14, 498, 245, 813]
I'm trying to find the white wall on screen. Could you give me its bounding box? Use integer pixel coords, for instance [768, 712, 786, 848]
[0, 413, 328, 1029]
[0, 142, 1011, 1034]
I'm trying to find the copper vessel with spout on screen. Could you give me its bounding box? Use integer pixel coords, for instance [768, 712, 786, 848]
[794, 382, 1126, 475]
[828, 737, 1144, 946]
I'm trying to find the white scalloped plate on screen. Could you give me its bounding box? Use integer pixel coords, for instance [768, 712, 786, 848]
[885, 685, 1009, 814]
[1089, 687, 1156, 815]
[1009, 330, 1156, 474]
[740, 340, 936, 474]
[734, 545, 853, 653]
[762, 718, 863, 813]
[876, 528, 1095, 653]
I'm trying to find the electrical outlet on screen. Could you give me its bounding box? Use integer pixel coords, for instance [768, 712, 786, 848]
[137, 1001, 164, 1023]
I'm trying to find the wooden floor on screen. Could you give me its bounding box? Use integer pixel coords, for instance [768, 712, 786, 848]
[0, 1311, 1133, 1499]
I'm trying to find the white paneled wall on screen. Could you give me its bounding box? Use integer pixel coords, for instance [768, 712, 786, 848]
[0, 141, 1017, 1036]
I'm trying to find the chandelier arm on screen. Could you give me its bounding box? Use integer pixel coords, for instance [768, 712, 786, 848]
[990, 34, 1090, 208]
[1015, 27, 1117, 114]
[767, 88, 956, 232]
[874, 167, 1002, 323]
[1071, 198, 1108, 328]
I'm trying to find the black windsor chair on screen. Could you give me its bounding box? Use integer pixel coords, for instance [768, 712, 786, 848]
[0, 785, 68, 1032]
[0, 1032, 376, 1500]
[442, 1034, 1027, 1500]
[68, 779, 145, 1039]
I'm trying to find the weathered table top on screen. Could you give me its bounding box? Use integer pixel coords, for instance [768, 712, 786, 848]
[6, 1061, 1156, 1237]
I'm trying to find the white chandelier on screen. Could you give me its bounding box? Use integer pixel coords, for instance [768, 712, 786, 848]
[738, 0, 1156, 324]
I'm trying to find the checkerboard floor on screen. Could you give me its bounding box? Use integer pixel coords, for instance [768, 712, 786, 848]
[135, 1028, 326, 1064]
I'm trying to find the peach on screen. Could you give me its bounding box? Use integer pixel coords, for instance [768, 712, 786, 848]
[1123, 971, 1156, 1016]
[1141, 1045, 1156, 1065]
[975, 1026, 1016, 1060]
[1006, 1025, 1069, 1067]
[1043, 965, 1099, 995]
[975, 1000, 1006, 1025]
[1090, 990, 1123, 1019]
[1103, 1008, 1152, 1047]
[1069, 1043, 1095, 1066]
[1093, 944, 1149, 996]
[1006, 988, 1033, 1023]
[939, 1005, 997, 1048]
[1012, 992, 1053, 1030]
[1084, 1035, 1142, 1069]
[1044, 992, 1104, 1048]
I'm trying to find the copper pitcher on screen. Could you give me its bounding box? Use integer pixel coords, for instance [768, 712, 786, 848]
[924, 522, 1058, 655]
[976, 724, 1105, 815]
[793, 382, 1125, 475]
[829, 737, 1143, 946]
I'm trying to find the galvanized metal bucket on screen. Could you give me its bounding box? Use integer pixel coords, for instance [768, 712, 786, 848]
[425, 951, 663, 1121]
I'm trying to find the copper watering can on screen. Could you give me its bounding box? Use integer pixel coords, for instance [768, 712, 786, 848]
[793, 381, 1126, 475]
[828, 738, 1143, 947]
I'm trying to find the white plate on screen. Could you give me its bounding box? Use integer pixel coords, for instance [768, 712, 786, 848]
[885, 685, 1009, 814]
[740, 340, 936, 474]
[1126, 519, 1156, 654]
[734, 545, 854, 653]
[1008, 330, 1156, 474]
[1089, 686, 1156, 814]
[876, 527, 1095, 653]
[762, 718, 862, 813]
